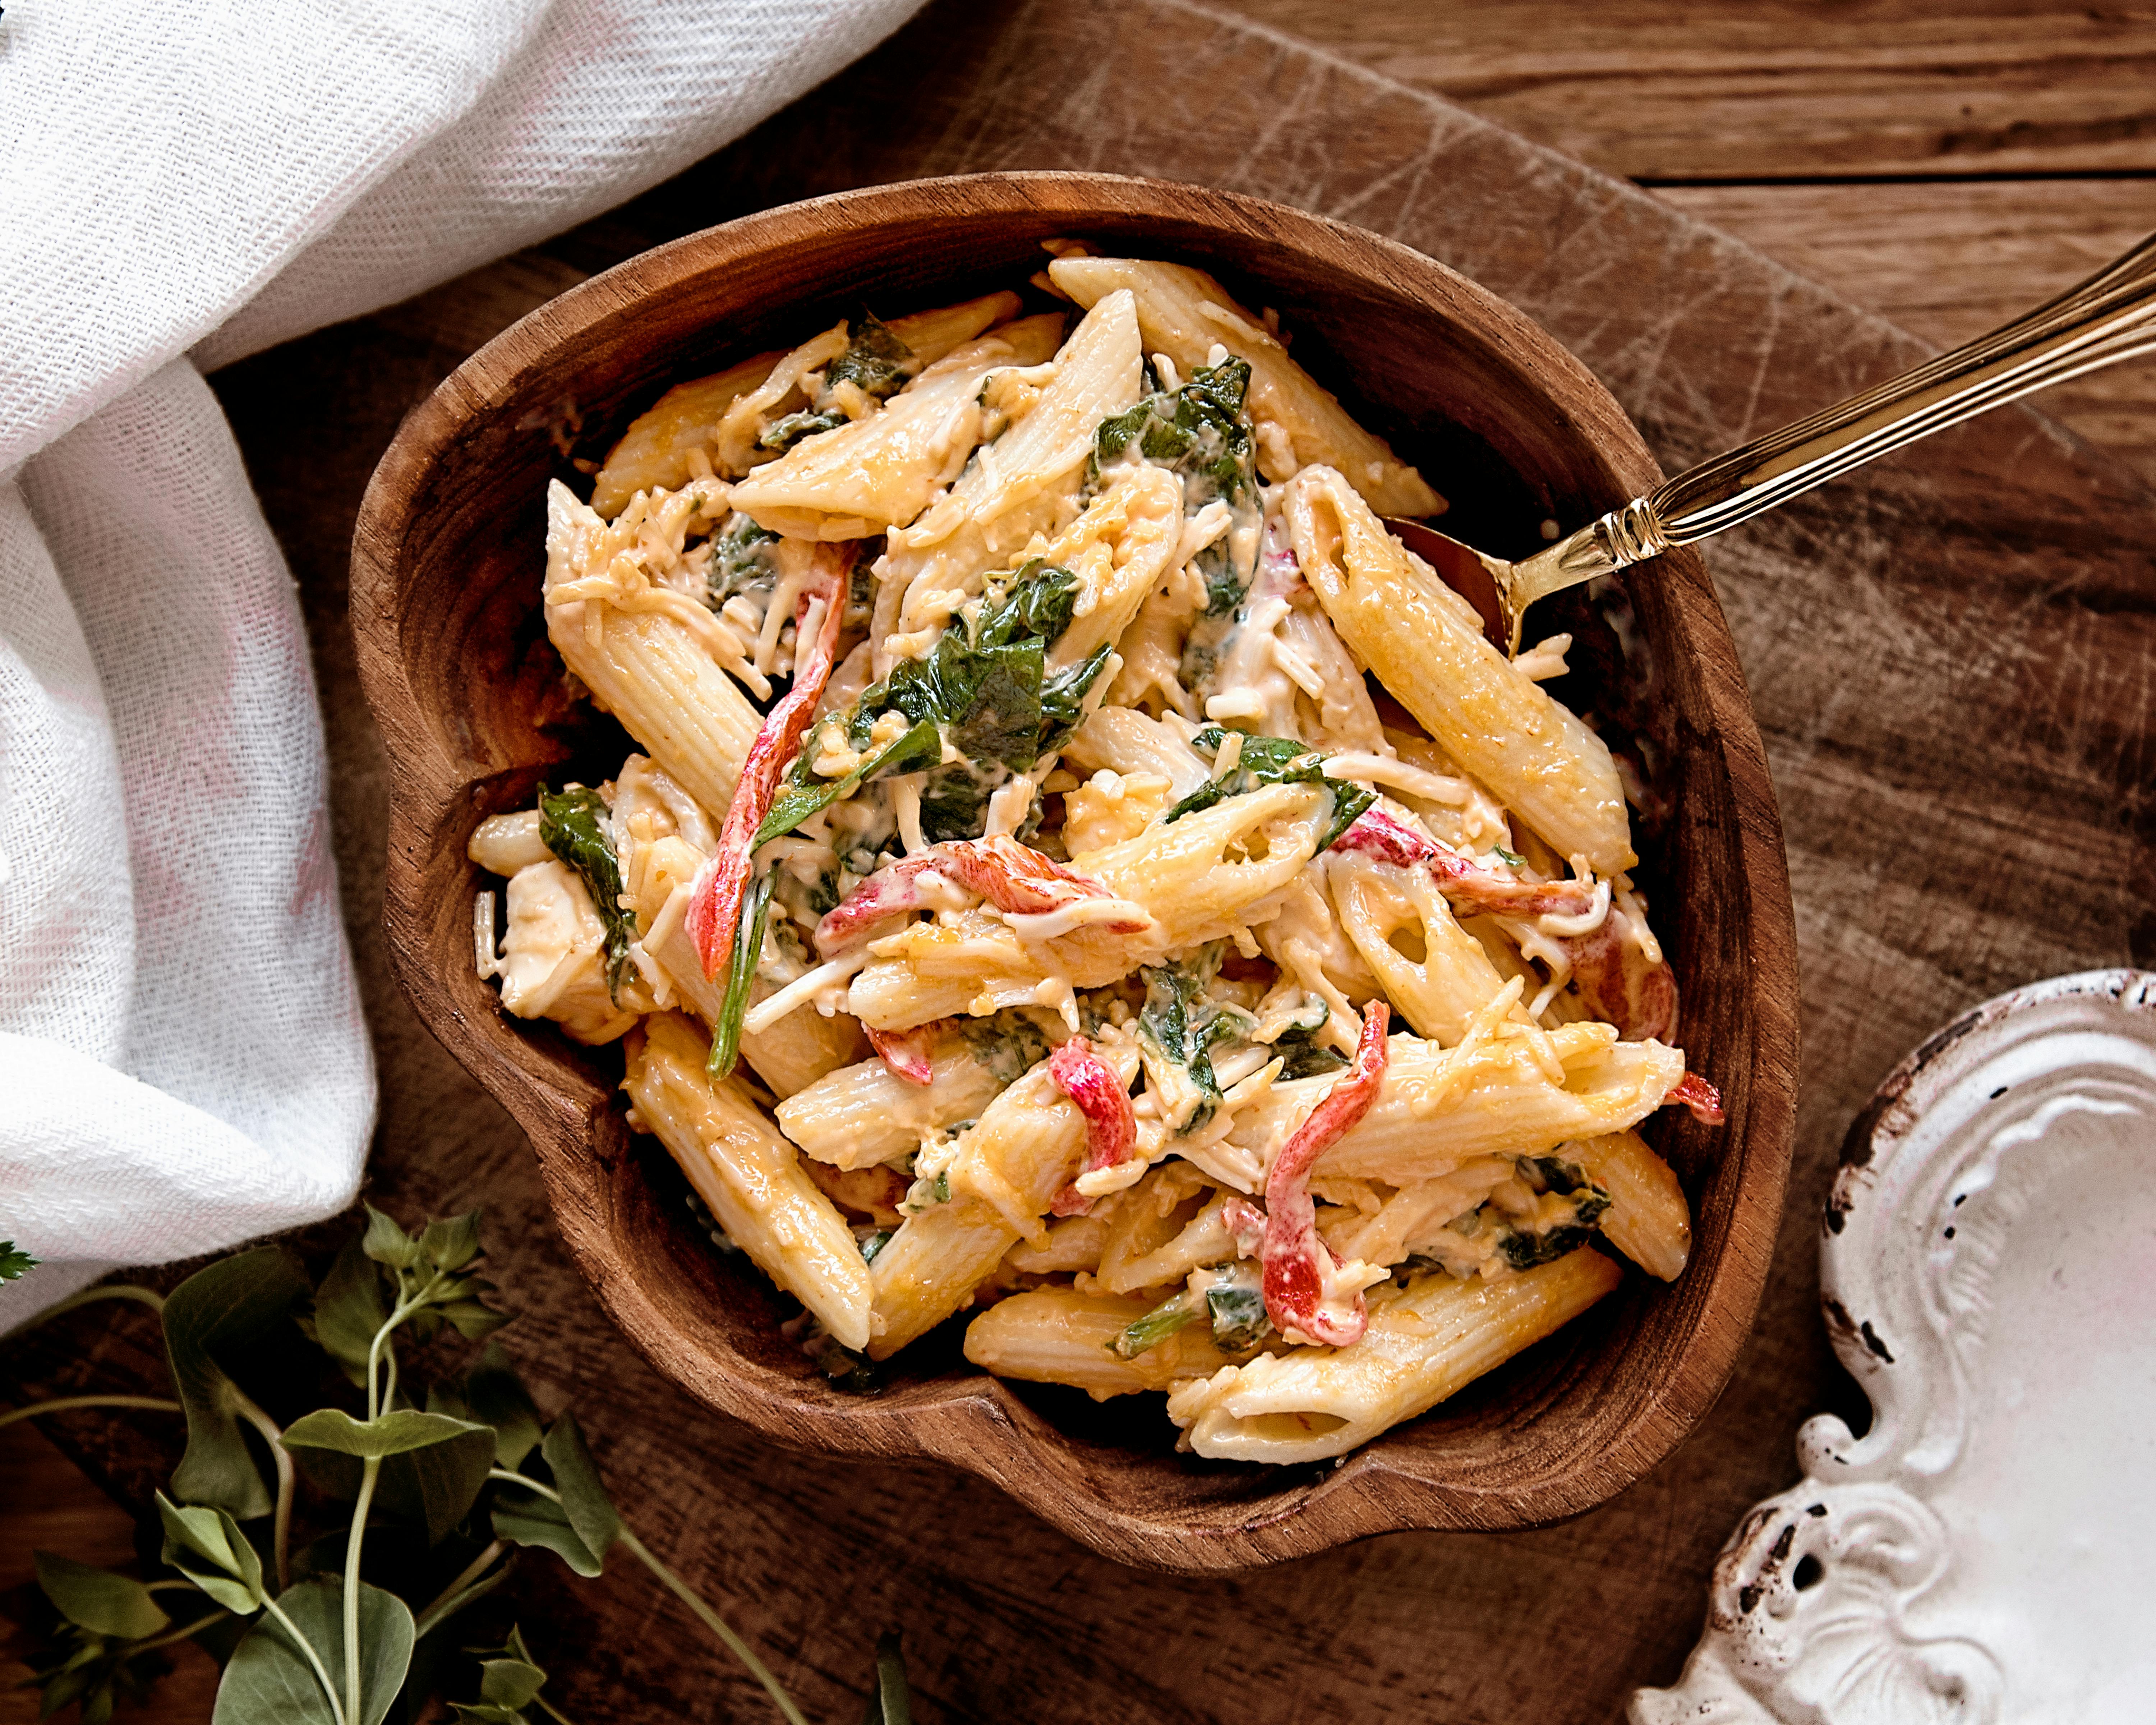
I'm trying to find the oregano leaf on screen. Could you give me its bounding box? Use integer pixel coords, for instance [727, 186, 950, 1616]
[281, 1408, 490, 1460]
[305, 1234, 390, 1388]
[33, 1553, 170, 1640]
[361, 1205, 424, 1270]
[163, 1248, 312, 1518]
[540, 1413, 621, 1561]
[156, 1493, 266, 1616]
[211, 1578, 413, 1725]
[419, 1212, 482, 1275]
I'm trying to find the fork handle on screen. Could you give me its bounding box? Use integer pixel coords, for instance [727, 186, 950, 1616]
[1518, 226, 2156, 602]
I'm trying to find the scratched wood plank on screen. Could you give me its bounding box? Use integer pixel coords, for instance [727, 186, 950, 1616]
[1213, 0, 2156, 180]
[1656, 178, 2156, 488]
[6, 2, 2154, 1722]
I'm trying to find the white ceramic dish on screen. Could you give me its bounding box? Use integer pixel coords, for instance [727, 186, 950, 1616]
[1633, 969, 2156, 1724]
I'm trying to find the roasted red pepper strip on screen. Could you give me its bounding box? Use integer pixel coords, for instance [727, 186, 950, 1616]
[866, 1023, 938, 1087]
[684, 547, 851, 979]
[1046, 1036, 1137, 1217]
[1667, 1072, 1725, 1125]
[814, 833, 1146, 957]
[1333, 806, 1678, 1042]
[1261, 1000, 1390, 1347]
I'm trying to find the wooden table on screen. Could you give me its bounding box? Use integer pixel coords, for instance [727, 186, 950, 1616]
[6, 4, 2152, 1720]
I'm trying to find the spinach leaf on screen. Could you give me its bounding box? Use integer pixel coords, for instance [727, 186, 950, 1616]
[537, 785, 637, 1000]
[825, 311, 917, 400]
[758, 406, 850, 453]
[1094, 358, 1255, 510]
[1161, 728, 1376, 854]
[1110, 1287, 1204, 1360]
[705, 512, 782, 607]
[1095, 358, 1258, 620]
[757, 717, 940, 847]
[1270, 1022, 1350, 1081]
[707, 868, 773, 1081]
[1136, 948, 1250, 1135]
[1205, 1280, 1272, 1351]
[758, 313, 919, 452]
[794, 559, 1106, 846]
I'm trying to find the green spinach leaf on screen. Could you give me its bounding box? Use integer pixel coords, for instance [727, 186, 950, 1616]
[536, 785, 636, 1002]
[1162, 728, 1375, 853]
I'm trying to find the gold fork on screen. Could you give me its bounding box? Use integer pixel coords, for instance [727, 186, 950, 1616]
[1387, 228, 2156, 654]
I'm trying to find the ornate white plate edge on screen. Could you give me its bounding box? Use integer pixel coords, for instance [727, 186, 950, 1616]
[1629, 968, 2156, 1725]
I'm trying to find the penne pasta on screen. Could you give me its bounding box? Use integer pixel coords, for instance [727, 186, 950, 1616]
[544, 480, 761, 818]
[1166, 1247, 1622, 1463]
[730, 313, 1065, 540]
[622, 1012, 873, 1351]
[1286, 465, 1635, 874]
[846, 783, 1331, 1030]
[1568, 1128, 1691, 1281]
[865, 1037, 1142, 1358]
[1047, 255, 1442, 518]
[964, 1286, 1236, 1399]
[774, 1016, 1050, 1169]
[472, 247, 1724, 1466]
[881, 289, 1145, 665]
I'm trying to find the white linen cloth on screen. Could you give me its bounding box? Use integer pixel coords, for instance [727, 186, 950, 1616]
[0, 0, 923, 1325]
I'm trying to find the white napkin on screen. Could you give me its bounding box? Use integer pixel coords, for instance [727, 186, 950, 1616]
[0, 0, 923, 1325]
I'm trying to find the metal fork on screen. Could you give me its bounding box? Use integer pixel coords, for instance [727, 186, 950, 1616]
[1388, 228, 2156, 655]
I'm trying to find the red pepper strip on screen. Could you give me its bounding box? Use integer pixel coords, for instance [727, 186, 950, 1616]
[866, 1023, 938, 1086]
[1667, 1072, 1725, 1125]
[1333, 806, 1680, 1042]
[1333, 806, 1597, 919]
[1261, 1001, 1390, 1347]
[684, 548, 851, 979]
[1566, 910, 1680, 1044]
[1046, 1036, 1137, 1217]
[814, 834, 1147, 957]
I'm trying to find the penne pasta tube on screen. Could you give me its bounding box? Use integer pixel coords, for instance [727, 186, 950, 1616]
[845, 783, 1330, 1030]
[591, 291, 1025, 516]
[1218, 1024, 1687, 1186]
[1060, 706, 1211, 797]
[1046, 255, 1442, 518]
[773, 1021, 1048, 1169]
[641, 885, 865, 1100]
[623, 1012, 873, 1352]
[730, 314, 1065, 540]
[1286, 466, 1635, 874]
[882, 289, 1144, 663]
[964, 1287, 1235, 1400]
[865, 1038, 1142, 1358]
[1166, 1247, 1622, 1462]
[1328, 850, 1511, 1046]
[1567, 1128, 1690, 1281]
[544, 481, 761, 818]
[591, 349, 784, 518]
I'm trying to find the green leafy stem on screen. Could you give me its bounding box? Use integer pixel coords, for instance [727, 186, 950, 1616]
[2, 1206, 913, 1725]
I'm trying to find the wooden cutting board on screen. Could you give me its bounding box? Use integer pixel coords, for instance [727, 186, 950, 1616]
[8, 3, 2152, 1720]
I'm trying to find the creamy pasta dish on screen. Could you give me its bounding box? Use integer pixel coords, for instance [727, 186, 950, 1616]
[467, 249, 1722, 1464]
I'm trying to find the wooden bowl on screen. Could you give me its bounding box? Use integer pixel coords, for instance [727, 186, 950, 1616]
[351, 172, 1798, 1572]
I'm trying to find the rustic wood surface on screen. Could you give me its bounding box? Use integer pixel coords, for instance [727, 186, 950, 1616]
[351, 173, 1796, 1568]
[6, 2, 2152, 1720]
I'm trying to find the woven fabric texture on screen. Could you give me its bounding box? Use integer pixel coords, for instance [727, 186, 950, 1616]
[0, 0, 922, 1324]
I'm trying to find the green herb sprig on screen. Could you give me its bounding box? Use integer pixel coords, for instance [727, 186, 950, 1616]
[4, 1210, 915, 1724]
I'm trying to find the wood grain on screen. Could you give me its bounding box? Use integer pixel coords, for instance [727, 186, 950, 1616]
[350, 173, 1797, 1569]
[1656, 178, 2156, 486]
[1216, 0, 2156, 181]
[6, 0, 2153, 1720]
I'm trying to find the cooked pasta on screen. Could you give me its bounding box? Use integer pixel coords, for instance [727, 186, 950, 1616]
[465, 249, 1721, 1462]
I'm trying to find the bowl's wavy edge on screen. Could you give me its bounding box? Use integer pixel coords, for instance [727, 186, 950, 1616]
[350, 170, 1800, 1574]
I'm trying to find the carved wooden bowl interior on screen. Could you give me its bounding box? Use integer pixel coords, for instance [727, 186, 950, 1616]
[351, 172, 1798, 1572]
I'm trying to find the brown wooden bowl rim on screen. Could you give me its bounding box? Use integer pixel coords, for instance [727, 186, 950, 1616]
[351, 170, 1799, 1572]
